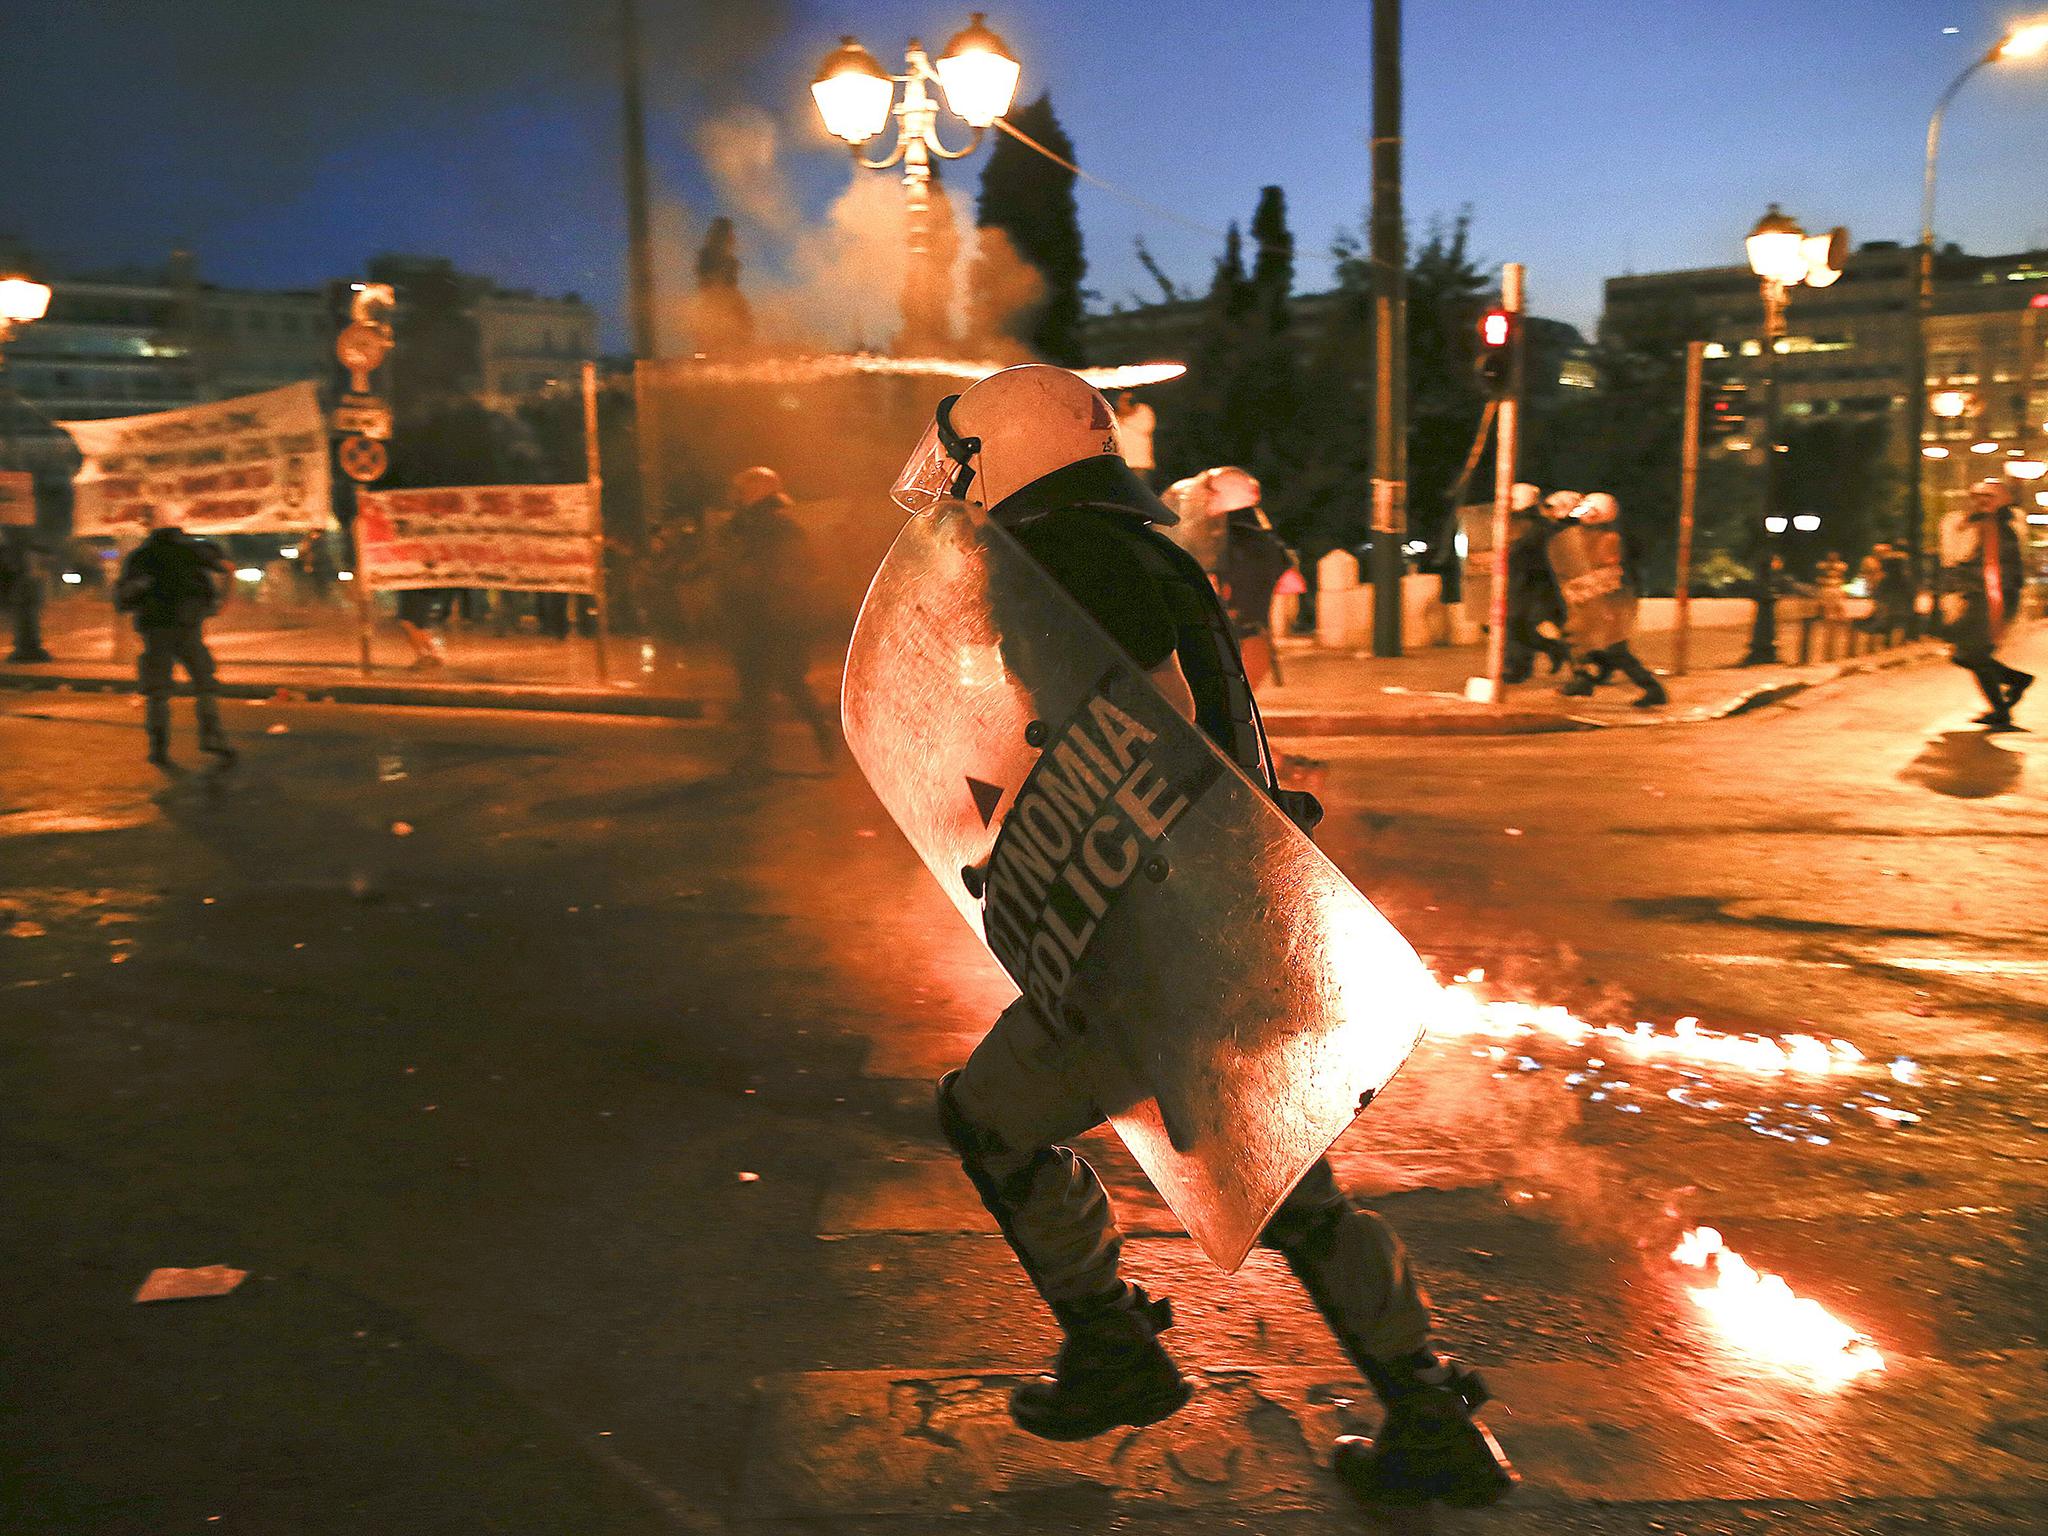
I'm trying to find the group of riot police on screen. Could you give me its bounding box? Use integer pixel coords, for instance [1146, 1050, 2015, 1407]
[1501, 482, 1668, 708]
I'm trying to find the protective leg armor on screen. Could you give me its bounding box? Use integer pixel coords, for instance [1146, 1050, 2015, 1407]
[936, 1071, 1190, 1440]
[1260, 1167, 1515, 1508]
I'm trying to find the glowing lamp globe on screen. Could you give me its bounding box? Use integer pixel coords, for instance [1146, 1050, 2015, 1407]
[811, 37, 894, 145]
[935, 13, 1020, 128]
[1930, 390, 1971, 419]
[1746, 205, 1808, 286]
[0, 274, 52, 327]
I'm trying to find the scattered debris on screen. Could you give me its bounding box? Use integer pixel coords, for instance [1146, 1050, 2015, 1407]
[266, 722, 290, 735]
[134, 1265, 247, 1304]
[736, 1171, 761, 1183]
[389, 821, 414, 837]
[7, 919, 46, 939]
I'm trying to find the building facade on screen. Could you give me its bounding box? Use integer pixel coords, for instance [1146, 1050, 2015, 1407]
[475, 291, 601, 409]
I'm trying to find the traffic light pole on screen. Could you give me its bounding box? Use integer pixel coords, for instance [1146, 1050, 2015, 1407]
[1674, 339, 1703, 675]
[1368, 0, 1406, 656]
[1481, 263, 1524, 700]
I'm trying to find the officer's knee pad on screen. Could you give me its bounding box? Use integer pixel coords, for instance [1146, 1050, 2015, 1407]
[937, 1069, 1059, 1214]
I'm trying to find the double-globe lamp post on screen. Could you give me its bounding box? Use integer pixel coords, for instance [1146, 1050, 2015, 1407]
[811, 14, 1021, 353]
[1911, 20, 2048, 597]
[1740, 206, 1846, 665]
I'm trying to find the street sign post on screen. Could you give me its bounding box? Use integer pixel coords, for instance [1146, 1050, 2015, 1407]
[337, 435, 388, 485]
[332, 394, 392, 440]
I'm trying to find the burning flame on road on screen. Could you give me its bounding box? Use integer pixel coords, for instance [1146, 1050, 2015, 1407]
[1431, 974, 1863, 1075]
[1672, 1227, 1884, 1386]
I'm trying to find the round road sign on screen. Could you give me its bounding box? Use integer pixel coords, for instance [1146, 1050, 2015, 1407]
[338, 434, 388, 484]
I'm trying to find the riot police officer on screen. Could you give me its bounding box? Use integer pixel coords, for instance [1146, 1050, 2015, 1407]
[1941, 479, 2030, 727]
[889, 365, 1514, 1508]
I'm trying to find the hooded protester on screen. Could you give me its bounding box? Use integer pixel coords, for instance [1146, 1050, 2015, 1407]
[1547, 492, 1668, 708]
[1501, 483, 1569, 682]
[114, 509, 236, 766]
[875, 364, 1515, 1509]
[1939, 479, 2031, 727]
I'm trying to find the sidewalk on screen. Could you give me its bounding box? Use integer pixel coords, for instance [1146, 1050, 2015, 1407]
[3, 594, 1943, 734]
[1259, 622, 1941, 737]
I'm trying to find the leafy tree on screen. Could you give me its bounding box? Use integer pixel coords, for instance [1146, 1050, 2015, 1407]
[971, 94, 1086, 364]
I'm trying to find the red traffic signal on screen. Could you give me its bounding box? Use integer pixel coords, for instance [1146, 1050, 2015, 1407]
[1474, 307, 1518, 395]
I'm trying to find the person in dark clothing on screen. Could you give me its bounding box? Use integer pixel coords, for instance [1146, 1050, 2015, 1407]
[1940, 479, 2031, 728]
[114, 513, 236, 766]
[703, 466, 834, 766]
[1, 525, 53, 662]
[1500, 484, 1570, 683]
[890, 364, 1514, 1509]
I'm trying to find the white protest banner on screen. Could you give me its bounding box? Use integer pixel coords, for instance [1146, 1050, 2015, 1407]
[0, 470, 33, 527]
[354, 483, 599, 593]
[59, 381, 333, 537]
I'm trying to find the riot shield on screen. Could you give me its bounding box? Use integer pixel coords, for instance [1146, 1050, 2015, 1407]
[1547, 523, 1634, 651]
[841, 500, 1437, 1272]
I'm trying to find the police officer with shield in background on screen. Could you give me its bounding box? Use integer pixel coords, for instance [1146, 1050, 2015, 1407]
[1548, 492, 1667, 708]
[870, 365, 1514, 1510]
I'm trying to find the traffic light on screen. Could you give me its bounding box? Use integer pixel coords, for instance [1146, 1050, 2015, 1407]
[1474, 307, 1518, 396]
[1703, 382, 1749, 443]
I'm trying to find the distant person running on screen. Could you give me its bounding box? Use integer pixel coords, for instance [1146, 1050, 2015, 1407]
[1940, 479, 2030, 729]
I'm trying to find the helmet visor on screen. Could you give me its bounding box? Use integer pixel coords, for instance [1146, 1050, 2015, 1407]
[890, 395, 977, 515]
[890, 418, 957, 514]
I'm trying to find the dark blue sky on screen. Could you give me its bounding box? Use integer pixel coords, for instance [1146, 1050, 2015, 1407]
[6, 1, 2047, 344]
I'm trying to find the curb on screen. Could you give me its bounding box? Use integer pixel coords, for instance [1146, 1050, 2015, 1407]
[1261, 707, 1593, 737]
[0, 669, 708, 721]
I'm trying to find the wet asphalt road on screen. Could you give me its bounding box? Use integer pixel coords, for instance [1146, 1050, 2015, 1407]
[2, 632, 2044, 1535]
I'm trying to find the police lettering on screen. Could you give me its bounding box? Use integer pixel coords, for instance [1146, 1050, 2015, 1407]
[984, 690, 1195, 1019]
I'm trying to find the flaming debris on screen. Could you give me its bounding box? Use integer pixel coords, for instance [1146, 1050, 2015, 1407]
[1432, 973, 1863, 1075]
[1672, 1227, 1885, 1385]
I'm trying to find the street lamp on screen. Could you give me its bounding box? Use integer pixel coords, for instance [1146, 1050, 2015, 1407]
[811, 14, 1021, 351]
[1741, 205, 1846, 664]
[1909, 18, 2048, 618]
[0, 274, 52, 342]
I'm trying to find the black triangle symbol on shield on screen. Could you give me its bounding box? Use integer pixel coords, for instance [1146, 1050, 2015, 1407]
[966, 777, 1005, 827]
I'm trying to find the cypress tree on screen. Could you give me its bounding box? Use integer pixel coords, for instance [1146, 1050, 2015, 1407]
[971, 93, 1087, 364]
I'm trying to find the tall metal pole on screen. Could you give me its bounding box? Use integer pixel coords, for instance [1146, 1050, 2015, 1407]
[1674, 340, 1704, 675]
[618, 0, 658, 361]
[583, 362, 611, 686]
[1368, 0, 1406, 656]
[1483, 264, 1524, 699]
[1742, 281, 1787, 665]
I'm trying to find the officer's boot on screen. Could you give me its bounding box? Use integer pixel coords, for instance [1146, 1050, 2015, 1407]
[1009, 1285, 1192, 1441]
[1559, 665, 1597, 698]
[1334, 1355, 1517, 1509]
[145, 695, 173, 767]
[936, 1071, 1190, 1442]
[1263, 1191, 1513, 1510]
[1612, 648, 1668, 709]
[195, 698, 238, 764]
